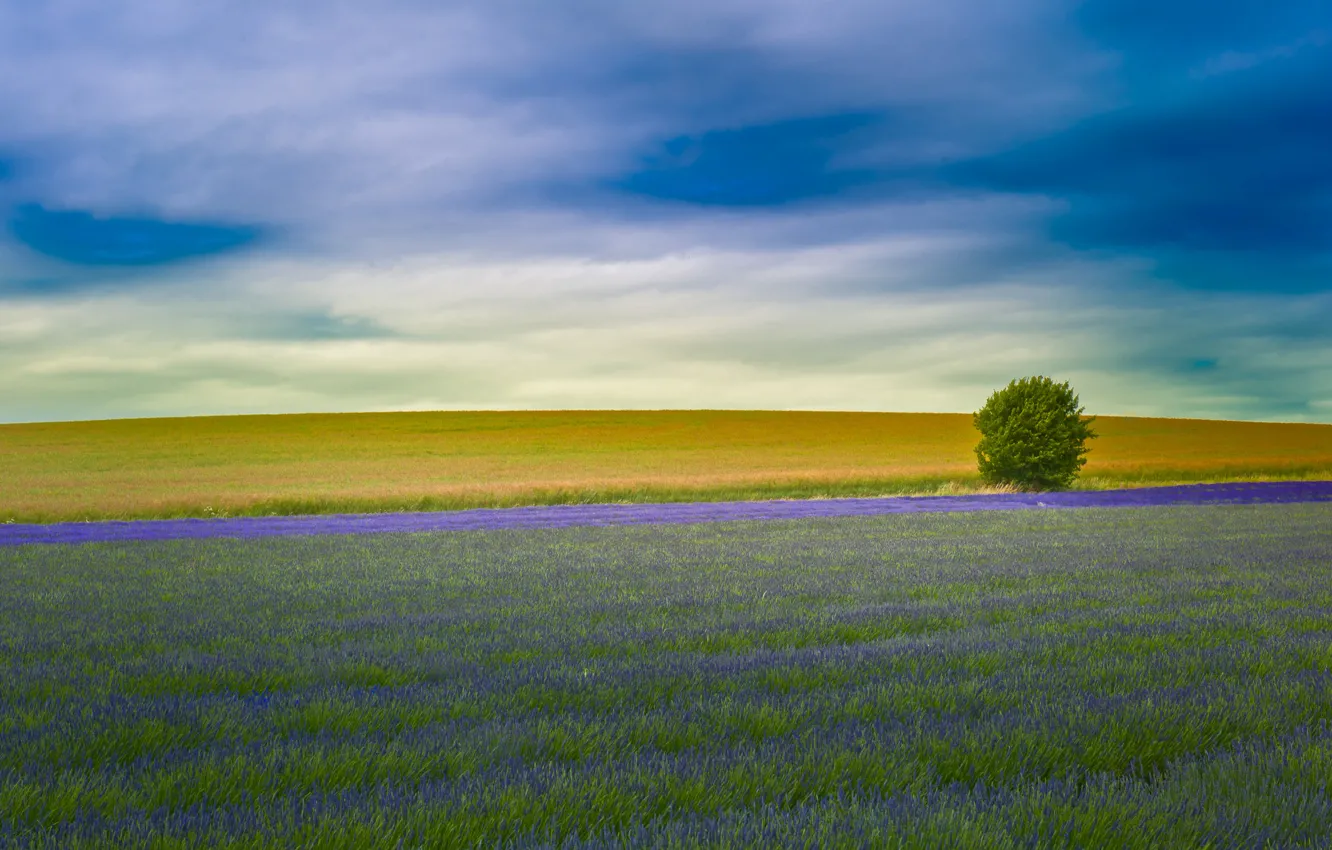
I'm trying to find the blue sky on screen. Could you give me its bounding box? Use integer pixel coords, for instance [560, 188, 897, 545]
[0, 0, 1328, 423]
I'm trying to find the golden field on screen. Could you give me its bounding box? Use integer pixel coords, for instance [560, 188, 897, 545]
[1, 410, 1329, 522]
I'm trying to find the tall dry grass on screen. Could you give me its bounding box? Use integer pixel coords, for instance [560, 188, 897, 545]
[1, 410, 1328, 522]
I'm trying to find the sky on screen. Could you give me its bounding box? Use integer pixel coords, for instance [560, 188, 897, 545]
[0, 0, 1329, 424]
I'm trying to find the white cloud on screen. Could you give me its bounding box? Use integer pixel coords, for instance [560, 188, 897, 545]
[0, 2, 1326, 424]
[0, 0, 1105, 245]
[3, 232, 1328, 423]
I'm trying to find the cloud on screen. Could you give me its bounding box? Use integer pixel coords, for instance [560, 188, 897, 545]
[0, 0, 1105, 256]
[0, 1, 1328, 422]
[243, 312, 399, 343]
[9, 204, 264, 267]
[1190, 30, 1328, 78]
[1074, 0, 1328, 82]
[609, 112, 887, 207]
[1, 241, 1328, 424]
[939, 44, 1331, 288]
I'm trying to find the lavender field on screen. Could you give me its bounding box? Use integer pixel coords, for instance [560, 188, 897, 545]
[4, 501, 1332, 847]
[3, 480, 1329, 547]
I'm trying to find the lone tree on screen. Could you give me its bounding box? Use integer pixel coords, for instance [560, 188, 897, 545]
[973, 376, 1097, 490]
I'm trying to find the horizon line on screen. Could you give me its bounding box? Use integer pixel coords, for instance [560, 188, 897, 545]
[3, 408, 1330, 428]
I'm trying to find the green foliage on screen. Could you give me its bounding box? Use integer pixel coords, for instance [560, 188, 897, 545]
[973, 376, 1098, 490]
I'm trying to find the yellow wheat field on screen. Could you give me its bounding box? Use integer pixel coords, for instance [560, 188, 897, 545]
[1, 410, 1329, 522]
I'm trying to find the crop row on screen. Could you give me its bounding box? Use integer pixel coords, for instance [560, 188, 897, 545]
[2, 503, 1330, 847]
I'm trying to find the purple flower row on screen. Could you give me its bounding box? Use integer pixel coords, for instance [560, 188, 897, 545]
[4, 501, 1330, 846]
[2, 480, 1329, 546]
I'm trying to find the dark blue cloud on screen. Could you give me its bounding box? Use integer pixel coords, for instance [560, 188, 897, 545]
[939, 44, 1331, 287]
[609, 112, 896, 207]
[1076, 0, 1327, 83]
[9, 204, 263, 266]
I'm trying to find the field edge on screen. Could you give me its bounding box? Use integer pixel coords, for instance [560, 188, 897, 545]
[6, 468, 1331, 524]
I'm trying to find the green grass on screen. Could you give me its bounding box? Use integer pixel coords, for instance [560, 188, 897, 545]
[3, 503, 1331, 846]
